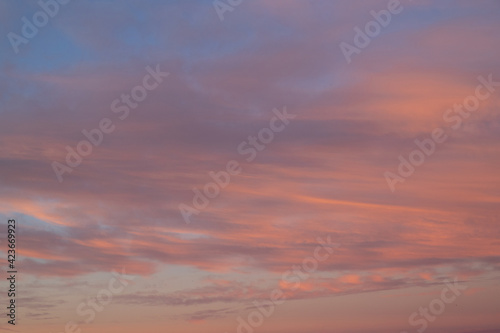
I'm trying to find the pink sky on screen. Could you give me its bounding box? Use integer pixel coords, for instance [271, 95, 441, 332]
[0, 1, 499, 333]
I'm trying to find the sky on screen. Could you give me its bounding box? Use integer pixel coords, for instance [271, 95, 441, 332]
[0, 1, 500, 333]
